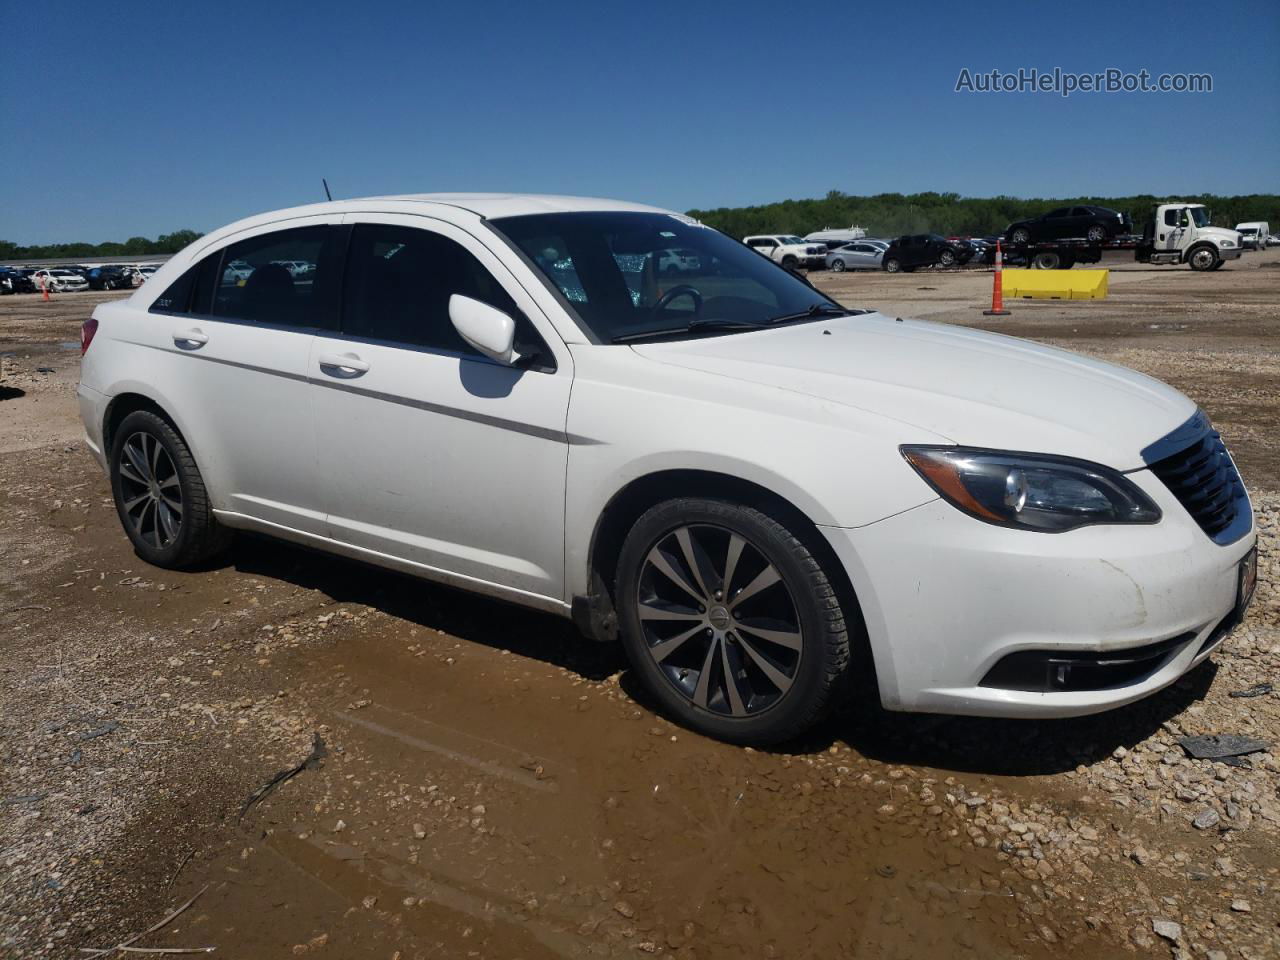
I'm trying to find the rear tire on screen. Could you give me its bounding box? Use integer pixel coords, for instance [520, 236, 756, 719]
[109, 410, 231, 569]
[616, 498, 851, 745]
[1031, 251, 1061, 270]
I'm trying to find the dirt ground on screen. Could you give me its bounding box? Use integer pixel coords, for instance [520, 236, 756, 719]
[1, 250, 1277, 960]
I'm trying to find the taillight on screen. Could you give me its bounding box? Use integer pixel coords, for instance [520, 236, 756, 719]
[80, 317, 99, 355]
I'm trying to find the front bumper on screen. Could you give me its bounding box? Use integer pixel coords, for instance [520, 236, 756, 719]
[1219, 247, 1242, 261]
[822, 469, 1256, 718]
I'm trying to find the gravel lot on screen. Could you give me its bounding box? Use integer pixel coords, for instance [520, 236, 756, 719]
[1, 250, 1277, 959]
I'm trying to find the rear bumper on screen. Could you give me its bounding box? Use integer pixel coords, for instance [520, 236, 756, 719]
[77, 382, 109, 469]
[822, 469, 1256, 718]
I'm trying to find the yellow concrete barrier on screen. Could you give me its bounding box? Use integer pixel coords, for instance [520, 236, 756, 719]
[1002, 269, 1108, 300]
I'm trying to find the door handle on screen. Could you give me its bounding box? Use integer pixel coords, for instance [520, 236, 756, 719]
[318, 353, 370, 377]
[173, 328, 208, 349]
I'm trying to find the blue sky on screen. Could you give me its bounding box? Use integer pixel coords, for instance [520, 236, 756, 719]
[3, 0, 1277, 244]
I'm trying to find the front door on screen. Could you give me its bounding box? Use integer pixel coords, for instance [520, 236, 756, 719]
[1157, 207, 1188, 252]
[310, 214, 573, 605]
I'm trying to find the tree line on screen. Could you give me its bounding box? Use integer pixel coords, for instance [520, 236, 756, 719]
[0, 230, 204, 261]
[686, 191, 1280, 239]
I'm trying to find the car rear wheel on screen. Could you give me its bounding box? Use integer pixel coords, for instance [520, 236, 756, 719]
[829, 259, 846, 272]
[616, 498, 851, 744]
[110, 410, 232, 569]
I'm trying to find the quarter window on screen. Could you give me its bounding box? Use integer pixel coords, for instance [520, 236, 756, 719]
[211, 227, 328, 326]
[342, 223, 546, 360]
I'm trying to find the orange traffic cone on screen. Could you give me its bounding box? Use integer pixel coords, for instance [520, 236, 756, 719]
[41, 277, 50, 301]
[983, 240, 1010, 316]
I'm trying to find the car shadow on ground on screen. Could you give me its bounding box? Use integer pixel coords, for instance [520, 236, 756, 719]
[227, 534, 624, 682]
[225, 534, 1223, 778]
[0, 386, 25, 401]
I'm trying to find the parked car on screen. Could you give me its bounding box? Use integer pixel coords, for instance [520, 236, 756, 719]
[31, 268, 89, 292]
[1005, 206, 1132, 244]
[881, 234, 969, 272]
[804, 226, 867, 246]
[1234, 222, 1270, 250]
[0, 268, 37, 294]
[657, 248, 701, 275]
[88, 266, 135, 291]
[825, 241, 884, 272]
[78, 193, 1257, 745]
[136, 266, 158, 283]
[743, 235, 827, 269]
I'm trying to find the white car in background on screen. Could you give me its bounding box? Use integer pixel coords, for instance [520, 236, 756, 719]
[32, 268, 89, 292]
[77, 193, 1257, 744]
[1233, 222, 1269, 250]
[743, 234, 827, 269]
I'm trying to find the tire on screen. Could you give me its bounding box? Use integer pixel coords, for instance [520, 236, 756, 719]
[1031, 251, 1062, 270]
[1210, 260, 1225, 271]
[830, 259, 846, 272]
[616, 498, 851, 745]
[938, 248, 956, 267]
[109, 410, 231, 569]
[884, 257, 901, 273]
[1010, 227, 1031, 245]
[781, 255, 797, 269]
[1188, 245, 1219, 271]
[1086, 224, 1107, 242]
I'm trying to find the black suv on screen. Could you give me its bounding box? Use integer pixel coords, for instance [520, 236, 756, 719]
[882, 234, 972, 273]
[88, 266, 134, 291]
[1004, 205, 1132, 244]
[0, 268, 37, 294]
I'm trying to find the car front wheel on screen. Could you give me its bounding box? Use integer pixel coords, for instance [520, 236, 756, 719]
[829, 259, 845, 272]
[109, 410, 231, 569]
[884, 257, 901, 273]
[1086, 224, 1107, 242]
[1009, 227, 1031, 244]
[616, 498, 851, 744]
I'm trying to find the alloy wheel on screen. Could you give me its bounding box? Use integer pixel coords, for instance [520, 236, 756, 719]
[118, 431, 183, 549]
[635, 523, 802, 717]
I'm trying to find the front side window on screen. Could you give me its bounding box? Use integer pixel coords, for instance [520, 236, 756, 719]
[212, 227, 328, 325]
[490, 212, 843, 343]
[342, 223, 546, 360]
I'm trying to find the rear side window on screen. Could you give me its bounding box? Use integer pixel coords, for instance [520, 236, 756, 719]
[211, 227, 328, 325]
[342, 223, 547, 361]
[151, 255, 220, 315]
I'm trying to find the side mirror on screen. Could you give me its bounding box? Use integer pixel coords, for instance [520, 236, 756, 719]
[449, 294, 517, 365]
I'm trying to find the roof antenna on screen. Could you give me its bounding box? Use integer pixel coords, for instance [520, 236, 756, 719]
[322, 178, 333, 202]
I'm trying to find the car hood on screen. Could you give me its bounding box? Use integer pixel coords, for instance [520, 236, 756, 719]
[631, 313, 1195, 469]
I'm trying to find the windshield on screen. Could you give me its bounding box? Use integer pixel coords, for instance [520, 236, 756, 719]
[1189, 207, 1211, 227]
[490, 212, 843, 343]
[781, 236, 805, 245]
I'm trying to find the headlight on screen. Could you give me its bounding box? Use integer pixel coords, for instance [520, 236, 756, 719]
[900, 446, 1161, 532]
[1221, 240, 1235, 247]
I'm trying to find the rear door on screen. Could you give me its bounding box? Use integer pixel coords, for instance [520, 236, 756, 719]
[1042, 207, 1073, 239]
[310, 213, 573, 604]
[145, 219, 342, 534]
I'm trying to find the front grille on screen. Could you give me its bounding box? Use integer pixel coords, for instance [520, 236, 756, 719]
[1144, 413, 1246, 542]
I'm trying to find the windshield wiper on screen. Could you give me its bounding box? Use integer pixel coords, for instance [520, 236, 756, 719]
[611, 318, 768, 344]
[767, 303, 857, 324]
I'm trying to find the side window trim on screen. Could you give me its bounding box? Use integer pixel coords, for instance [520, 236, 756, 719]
[335, 214, 560, 373]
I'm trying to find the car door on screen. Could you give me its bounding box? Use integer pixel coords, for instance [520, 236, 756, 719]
[143, 219, 342, 534]
[1040, 208, 1073, 239]
[310, 213, 574, 605]
[847, 243, 877, 269]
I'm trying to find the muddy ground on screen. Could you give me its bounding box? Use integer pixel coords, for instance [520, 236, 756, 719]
[1, 250, 1277, 960]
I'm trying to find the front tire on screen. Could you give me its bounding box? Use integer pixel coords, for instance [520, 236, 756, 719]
[781, 255, 797, 269]
[938, 248, 956, 267]
[1009, 227, 1031, 245]
[109, 410, 231, 569]
[830, 259, 846, 272]
[1086, 224, 1107, 242]
[616, 498, 850, 745]
[1188, 245, 1220, 271]
[884, 257, 902, 273]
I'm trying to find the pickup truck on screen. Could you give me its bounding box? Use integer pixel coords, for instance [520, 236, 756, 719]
[743, 235, 828, 269]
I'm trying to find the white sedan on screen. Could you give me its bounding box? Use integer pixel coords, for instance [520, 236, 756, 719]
[33, 268, 89, 292]
[77, 194, 1257, 744]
